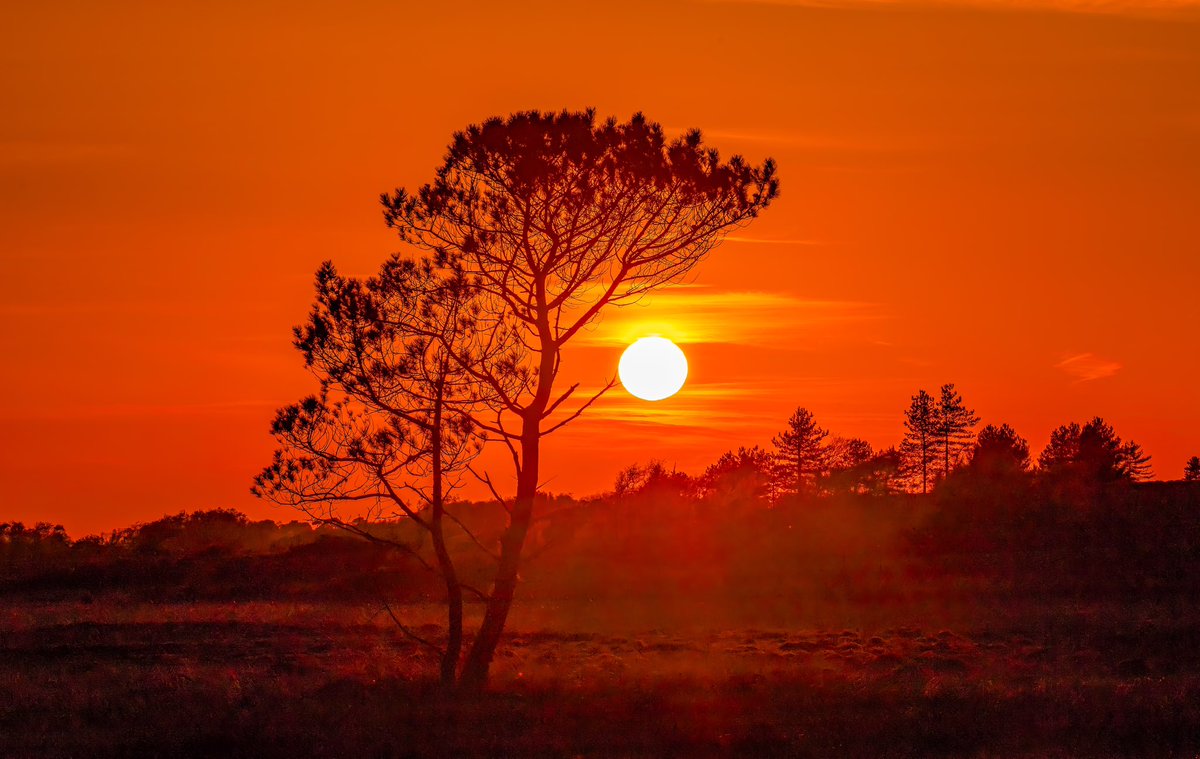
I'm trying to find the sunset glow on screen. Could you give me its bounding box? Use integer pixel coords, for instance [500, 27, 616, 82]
[2, 1, 1198, 537]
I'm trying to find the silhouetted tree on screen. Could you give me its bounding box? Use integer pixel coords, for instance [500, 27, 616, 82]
[1116, 438, 1153, 482]
[614, 460, 696, 500]
[822, 437, 875, 494]
[113, 509, 255, 556]
[0, 522, 69, 567]
[253, 257, 500, 686]
[900, 390, 938, 494]
[771, 408, 829, 498]
[826, 437, 874, 471]
[932, 383, 979, 482]
[929, 423, 1034, 524]
[968, 423, 1030, 476]
[702, 446, 774, 505]
[1037, 421, 1082, 471]
[382, 110, 778, 687]
[861, 447, 905, 495]
[1037, 416, 1153, 483]
[1186, 456, 1200, 482]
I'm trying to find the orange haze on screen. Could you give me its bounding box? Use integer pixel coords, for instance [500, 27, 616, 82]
[3, 0, 1199, 535]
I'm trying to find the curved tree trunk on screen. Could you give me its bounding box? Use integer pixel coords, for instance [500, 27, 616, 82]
[459, 297, 557, 690]
[433, 521, 463, 687]
[429, 394, 463, 688]
[458, 424, 538, 690]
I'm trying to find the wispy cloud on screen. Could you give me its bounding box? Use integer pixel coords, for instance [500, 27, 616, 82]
[578, 287, 883, 348]
[565, 385, 783, 434]
[1056, 352, 1122, 382]
[699, 0, 1200, 17]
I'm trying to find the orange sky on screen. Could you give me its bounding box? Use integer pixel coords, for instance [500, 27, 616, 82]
[3, 0, 1199, 536]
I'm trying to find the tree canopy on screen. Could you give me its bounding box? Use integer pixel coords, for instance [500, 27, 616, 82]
[969, 423, 1031, 476]
[1037, 416, 1153, 483]
[901, 390, 938, 494]
[772, 407, 829, 498]
[1186, 456, 1200, 482]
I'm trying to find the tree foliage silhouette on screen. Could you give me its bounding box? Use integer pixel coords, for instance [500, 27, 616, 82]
[1038, 421, 1082, 471]
[822, 437, 875, 494]
[1186, 456, 1200, 482]
[857, 447, 905, 495]
[932, 383, 979, 481]
[1037, 416, 1153, 483]
[900, 390, 938, 494]
[614, 460, 696, 501]
[930, 423, 1033, 517]
[703, 446, 774, 505]
[771, 408, 829, 498]
[253, 257, 507, 685]
[381, 109, 778, 687]
[1, 522, 70, 566]
[968, 423, 1030, 476]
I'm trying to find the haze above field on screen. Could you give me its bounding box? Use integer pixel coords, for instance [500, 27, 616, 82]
[2, 0, 1199, 534]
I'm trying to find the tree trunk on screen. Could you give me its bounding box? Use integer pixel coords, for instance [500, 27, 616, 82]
[429, 381, 463, 688]
[943, 432, 950, 483]
[459, 297, 554, 690]
[922, 436, 929, 494]
[458, 419, 540, 690]
[798, 447, 806, 498]
[431, 476, 463, 687]
[433, 510, 463, 687]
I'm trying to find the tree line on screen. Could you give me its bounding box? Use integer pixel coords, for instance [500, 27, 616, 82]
[615, 382, 1183, 504]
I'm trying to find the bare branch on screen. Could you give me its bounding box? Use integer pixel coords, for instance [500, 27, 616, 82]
[442, 506, 501, 563]
[543, 379, 616, 436]
[381, 599, 441, 654]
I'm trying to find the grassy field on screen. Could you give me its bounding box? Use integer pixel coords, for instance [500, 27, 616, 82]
[4, 596, 1200, 758]
[5, 486, 1199, 756]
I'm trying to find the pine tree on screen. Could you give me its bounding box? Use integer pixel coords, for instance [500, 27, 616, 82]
[1037, 417, 1152, 482]
[1038, 422, 1082, 471]
[771, 407, 829, 498]
[969, 423, 1030, 475]
[1118, 440, 1153, 482]
[932, 383, 980, 482]
[900, 390, 938, 494]
[702, 446, 774, 505]
[1185, 456, 1200, 482]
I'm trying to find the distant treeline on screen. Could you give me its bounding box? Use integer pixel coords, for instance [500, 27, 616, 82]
[658, 385, 1190, 506]
[4, 483, 1199, 611]
[0, 511, 442, 602]
[5, 386, 1199, 606]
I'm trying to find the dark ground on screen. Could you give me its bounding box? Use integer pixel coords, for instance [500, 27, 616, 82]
[4, 483, 1200, 757]
[3, 597, 1200, 758]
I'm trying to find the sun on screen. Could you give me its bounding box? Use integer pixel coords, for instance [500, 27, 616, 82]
[618, 337, 688, 401]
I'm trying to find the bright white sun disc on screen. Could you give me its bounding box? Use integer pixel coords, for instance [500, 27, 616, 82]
[618, 337, 688, 401]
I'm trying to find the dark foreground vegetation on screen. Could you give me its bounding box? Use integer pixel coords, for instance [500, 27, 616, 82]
[4, 478, 1200, 757]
